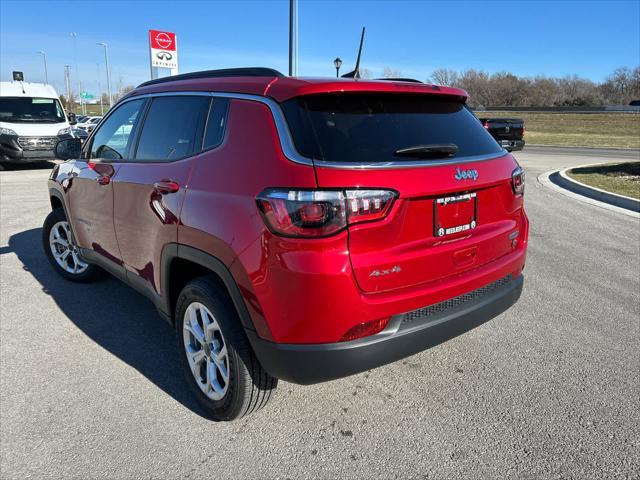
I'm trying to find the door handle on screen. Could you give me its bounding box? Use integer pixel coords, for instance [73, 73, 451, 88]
[96, 175, 110, 185]
[153, 180, 180, 194]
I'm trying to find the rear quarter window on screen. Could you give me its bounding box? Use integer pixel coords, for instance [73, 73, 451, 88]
[281, 93, 503, 163]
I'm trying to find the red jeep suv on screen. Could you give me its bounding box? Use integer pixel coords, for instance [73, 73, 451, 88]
[44, 68, 528, 421]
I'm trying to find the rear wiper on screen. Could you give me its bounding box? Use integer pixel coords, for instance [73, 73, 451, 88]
[394, 143, 458, 159]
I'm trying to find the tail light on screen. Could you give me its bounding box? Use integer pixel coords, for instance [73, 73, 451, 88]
[345, 189, 396, 225]
[512, 166, 525, 196]
[483, 122, 490, 130]
[256, 189, 397, 238]
[521, 125, 525, 138]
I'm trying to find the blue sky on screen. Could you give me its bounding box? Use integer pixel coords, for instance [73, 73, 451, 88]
[1, 0, 639, 96]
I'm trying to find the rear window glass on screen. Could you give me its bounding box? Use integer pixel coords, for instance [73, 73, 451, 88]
[281, 94, 502, 163]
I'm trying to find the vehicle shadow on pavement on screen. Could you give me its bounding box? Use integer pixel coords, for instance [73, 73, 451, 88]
[7, 228, 208, 418]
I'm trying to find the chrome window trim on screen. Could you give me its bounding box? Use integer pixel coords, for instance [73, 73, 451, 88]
[118, 91, 508, 170]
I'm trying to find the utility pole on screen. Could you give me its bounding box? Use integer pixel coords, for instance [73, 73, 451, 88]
[37, 51, 48, 84]
[97, 42, 113, 109]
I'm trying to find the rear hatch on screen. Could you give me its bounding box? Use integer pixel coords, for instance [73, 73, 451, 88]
[281, 93, 524, 293]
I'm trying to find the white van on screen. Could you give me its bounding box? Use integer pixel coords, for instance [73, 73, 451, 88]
[0, 81, 74, 165]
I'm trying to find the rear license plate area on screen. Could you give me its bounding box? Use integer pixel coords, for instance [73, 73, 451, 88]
[434, 192, 477, 238]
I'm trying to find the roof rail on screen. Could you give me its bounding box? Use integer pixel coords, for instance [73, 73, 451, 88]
[137, 67, 284, 88]
[375, 77, 424, 84]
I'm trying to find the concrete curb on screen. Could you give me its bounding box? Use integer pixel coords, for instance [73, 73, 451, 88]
[537, 165, 640, 219]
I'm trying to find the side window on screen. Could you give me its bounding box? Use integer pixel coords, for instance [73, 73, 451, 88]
[90, 99, 144, 160]
[203, 99, 229, 149]
[134, 96, 210, 162]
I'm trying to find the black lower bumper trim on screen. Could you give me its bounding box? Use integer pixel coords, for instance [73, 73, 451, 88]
[248, 274, 524, 385]
[504, 140, 525, 152]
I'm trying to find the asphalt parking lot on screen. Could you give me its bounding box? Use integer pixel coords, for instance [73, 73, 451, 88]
[1, 147, 639, 479]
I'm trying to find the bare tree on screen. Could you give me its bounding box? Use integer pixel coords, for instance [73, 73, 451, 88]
[600, 66, 640, 104]
[430, 68, 459, 86]
[112, 85, 135, 103]
[64, 92, 78, 112]
[381, 66, 402, 78]
[359, 67, 373, 79]
[456, 69, 492, 107]
[526, 77, 560, 106]
[425, 65, 639, 106]
[556, 75, 602, 106]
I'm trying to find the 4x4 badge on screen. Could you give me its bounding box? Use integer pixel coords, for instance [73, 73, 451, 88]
[454, 167, 478, 181]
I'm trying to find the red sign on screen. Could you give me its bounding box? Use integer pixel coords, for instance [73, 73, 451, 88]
[149, 30, 176, 51]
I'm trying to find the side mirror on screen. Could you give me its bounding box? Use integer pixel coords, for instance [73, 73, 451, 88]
[54, 138, 82, 160]
[67, 112, 77, 125]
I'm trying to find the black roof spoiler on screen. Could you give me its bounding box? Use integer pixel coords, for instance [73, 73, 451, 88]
[137, 67, 284, 88]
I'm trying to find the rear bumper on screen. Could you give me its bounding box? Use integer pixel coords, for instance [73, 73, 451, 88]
[248, 274, 524, 385]
[501, 139, 525, 151]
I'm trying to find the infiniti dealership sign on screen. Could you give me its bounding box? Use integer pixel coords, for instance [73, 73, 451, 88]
[149, 29, 178, 70]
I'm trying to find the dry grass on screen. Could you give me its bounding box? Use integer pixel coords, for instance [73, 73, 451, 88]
[479, 112, 640, 148]
[567, 162, 640, 199]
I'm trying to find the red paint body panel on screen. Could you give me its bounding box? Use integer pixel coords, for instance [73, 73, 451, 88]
[112, 158, 195, 293]
[64, 161, 122, 264]
[315, 154, 524, 294]
[179, 99, 318, 337]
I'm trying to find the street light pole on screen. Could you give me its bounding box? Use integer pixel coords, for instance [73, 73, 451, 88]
[97, 42, 113, 109]
[37, 51, 48, 84]
[294, 0, 298, 77]
[288, 0, 293, 76]
[334, 57, 342, 78]
[70, 32, 84, 114]
[96, 64, 104, 116]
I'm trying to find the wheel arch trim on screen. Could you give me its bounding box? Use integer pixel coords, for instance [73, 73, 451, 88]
[161, 244, 257, 333]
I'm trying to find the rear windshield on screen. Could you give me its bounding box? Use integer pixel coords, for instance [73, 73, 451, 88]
[281, 93, 503, 163]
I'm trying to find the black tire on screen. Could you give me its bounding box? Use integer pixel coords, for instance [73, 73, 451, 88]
[42, 208, 102, 283]
[176, 276, 277, 421]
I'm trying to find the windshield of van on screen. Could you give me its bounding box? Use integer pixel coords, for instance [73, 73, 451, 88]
[0, 97, 66, 123]
[281, 93, 503, 163]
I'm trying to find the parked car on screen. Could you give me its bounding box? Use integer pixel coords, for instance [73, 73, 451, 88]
[70, 126, 88, 142]
[0, 81, 74, 166]
[44, 68, 528, 421]
[75, 116, 102, 132]
[478, 117, 525, 151]
[84, 116, 102, 132]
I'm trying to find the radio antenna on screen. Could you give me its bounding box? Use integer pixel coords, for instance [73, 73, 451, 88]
[341, 27, 365, 79]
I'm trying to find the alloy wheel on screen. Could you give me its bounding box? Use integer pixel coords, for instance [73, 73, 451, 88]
[48, 221, 89, 274]
[182, 302, 230, 401]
